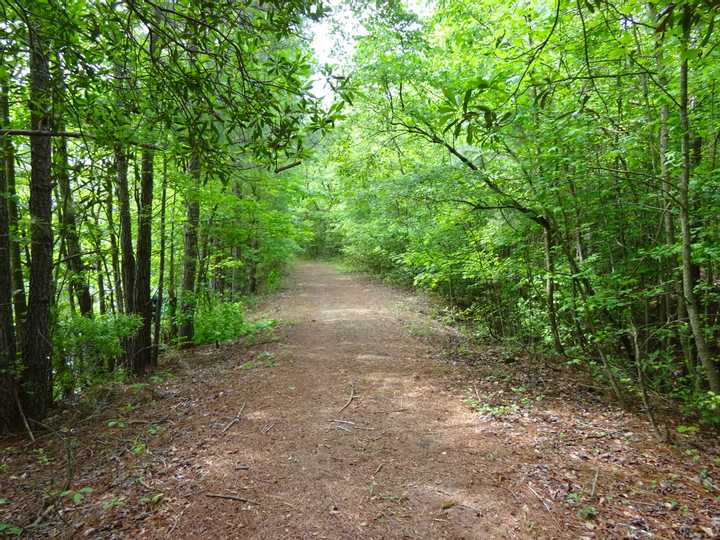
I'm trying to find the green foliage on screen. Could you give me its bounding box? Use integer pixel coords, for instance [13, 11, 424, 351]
[304, 0, 720, 426]
[52, 314, 141, 397]
[0, 523, 23, 536]
[61, 486, 93, 505]
[193, 301, 277, 346]
[193, 302, 251, 345]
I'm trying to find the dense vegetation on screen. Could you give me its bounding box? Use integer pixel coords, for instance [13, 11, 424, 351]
[307, 0, 720, 427]
[0, 0, 338, 431]
[2, 0, 720, 435]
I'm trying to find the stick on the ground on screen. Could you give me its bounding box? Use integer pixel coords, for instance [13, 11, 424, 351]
[527, 484, 552, 513]
[15, 389, 34, 442]
[338, 383, 356, 413]
[590, 467, 600, 498]
[205, 492, 257, 504]
[221, 402, 246, 434]
[330, 419, 355, 425]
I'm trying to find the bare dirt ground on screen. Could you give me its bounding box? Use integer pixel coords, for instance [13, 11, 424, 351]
[2, 261, 720, 539]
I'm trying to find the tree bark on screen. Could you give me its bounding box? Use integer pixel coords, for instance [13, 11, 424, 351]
[167, 190, 178, 342]
[53, 61, 92, 317]
[0, 73, 20, 432]
[105, 175, 124, 314]
[678, 6, 720, 393]
[1, 79, 27, 344]
[153, 157, 168, 366]
[178, 151, 200, 347]
[22, 20, 54, 420]
[115, 146, 135, 316]
[544, 226, 565, 357]
[132, 149, 154, 374]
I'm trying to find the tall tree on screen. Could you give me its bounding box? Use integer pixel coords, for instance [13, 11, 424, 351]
[22, 15, 54, 420]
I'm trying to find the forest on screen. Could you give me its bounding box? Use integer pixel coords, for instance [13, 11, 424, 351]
[1, 0, 720, 537]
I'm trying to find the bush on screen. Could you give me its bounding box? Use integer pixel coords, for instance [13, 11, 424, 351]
[53, 313, 142, 397]
[193, 302, 251, 345]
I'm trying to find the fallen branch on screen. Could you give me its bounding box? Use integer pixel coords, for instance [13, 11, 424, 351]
[15, 389, 34, 442]
[337, 383, 356, 413]
[590, 467, 600, 498]
[205, 492, 257, 504]
[221, 402, 246, 434]
[527, 484, 552, 513]
[330, 419, 355, 425]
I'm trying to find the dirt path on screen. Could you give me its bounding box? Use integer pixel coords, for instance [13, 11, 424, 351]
[175, 261, 543, 539]
[3, 262, 719, 538]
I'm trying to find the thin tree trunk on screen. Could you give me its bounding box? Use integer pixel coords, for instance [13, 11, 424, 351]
[179, 151, 200, 347]
[544, 227, 565, 357]
[132, 149, 153, 374]
[97, 258, 106, 315]
[1, 78, 26, 344]
[678, 6, 720, 393]
[22, 20, 54, 420]
[153, 156, 167, 366]
[167, 190, 178, 342]
[0, 61, 20, 431]
[53, 63, 92, 316]
[105, 175, 123, 314]
[115, 146, 135, 315]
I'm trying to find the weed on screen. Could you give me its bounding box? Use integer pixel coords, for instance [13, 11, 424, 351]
[579, 505, 597, 519]
[61, 486, 93, 504]
[140, 493, 164, 505]
[34, 448, 51, 466]
[0, 523, 22, 536]
[102, 496, 125, 511]
[130, 438, 146, 456]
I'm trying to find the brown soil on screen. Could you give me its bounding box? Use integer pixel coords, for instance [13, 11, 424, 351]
[2, 262, 719, 539]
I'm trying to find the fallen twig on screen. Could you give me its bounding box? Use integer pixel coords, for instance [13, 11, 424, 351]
[374, 463, 384, 475]
[338, 383, 356, 413]
[15, 389, 35, 442]
[127, 416, 171, 426]
[221, 402, 246, 434]
[205, 492, 257, 504]
[330, 419, 355, 425]
[527, 484, 552, 513]
[590, 467, 600, 498]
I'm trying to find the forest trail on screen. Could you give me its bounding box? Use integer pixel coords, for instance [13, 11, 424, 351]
[172, 261, 537, 538]
[5, 262, 719, 538]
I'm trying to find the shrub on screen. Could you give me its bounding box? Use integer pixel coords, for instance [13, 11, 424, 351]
[53, 313, 142, 397]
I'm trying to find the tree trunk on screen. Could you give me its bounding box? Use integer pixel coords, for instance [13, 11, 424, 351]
[678, 6, 720, 393]
[116, 146, 135, 316]
[105, 175, 123, 314]
[0, 70, 20, 432]
[53, 66, 92, 317]
[153, 157, 167, 366]
[178, 151, 200, 347]
[22, 20, 54, 421]
[131, 149, 154, 374]
[97, 258, 106, 315]
[544, 226, 565, 357]
[1, 78, 27, 344]
[167, 190, 178, 342]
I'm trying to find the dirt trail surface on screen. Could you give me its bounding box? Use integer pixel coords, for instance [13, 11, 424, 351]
[3, 262, 720, 539]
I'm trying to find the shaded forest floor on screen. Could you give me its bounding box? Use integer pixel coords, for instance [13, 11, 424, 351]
[2, 261, 720, 538]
